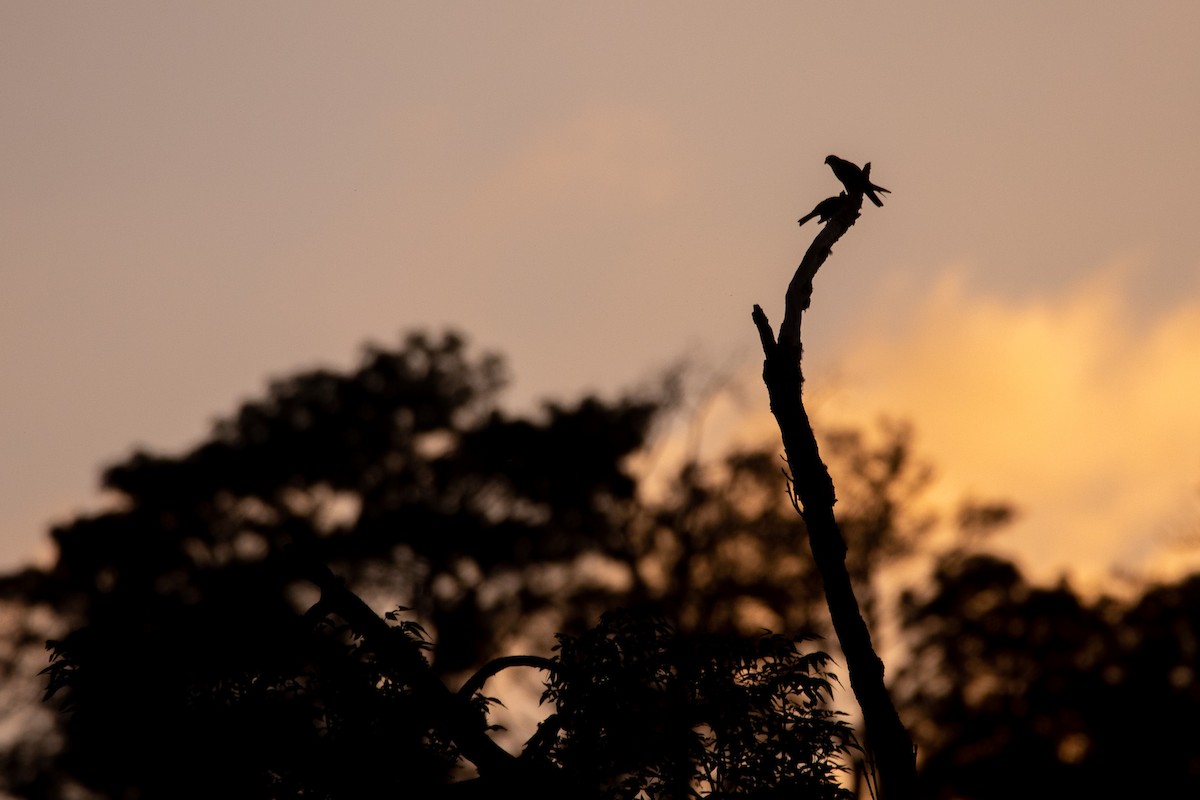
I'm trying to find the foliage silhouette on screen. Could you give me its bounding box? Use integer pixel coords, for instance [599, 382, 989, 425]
[40, 585, 855, 799]
[897, 551, 1200, 798]
[544, 610, 855, 800]
[8, 323, 1197, 798]
[4, 330, 660, 798]
[610, 419, 933, 643]
[46, 329, 657, 669]
[43, 595, 462, 799]
[0, 327, 938, 799]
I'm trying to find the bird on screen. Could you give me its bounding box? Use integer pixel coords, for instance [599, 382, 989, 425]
[824, 155, 890, 207]
[797, 194, 848, 227]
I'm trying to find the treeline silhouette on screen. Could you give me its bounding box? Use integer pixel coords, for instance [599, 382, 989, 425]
[0, 329, 1197, 798]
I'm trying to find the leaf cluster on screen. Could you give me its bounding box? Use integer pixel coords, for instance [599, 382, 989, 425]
[542, 610, 855, 800]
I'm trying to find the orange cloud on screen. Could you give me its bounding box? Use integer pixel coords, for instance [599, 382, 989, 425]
[813, 265, 1200, 589]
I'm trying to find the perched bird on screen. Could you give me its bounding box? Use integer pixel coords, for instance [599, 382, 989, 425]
[797, 194, 848, 227]
[824, 155, 890, 207]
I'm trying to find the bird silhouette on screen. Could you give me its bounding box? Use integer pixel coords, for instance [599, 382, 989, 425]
[797, 194, 848, 227]
[824, 155, 890, 207]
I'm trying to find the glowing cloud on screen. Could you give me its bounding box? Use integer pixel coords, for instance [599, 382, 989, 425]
[815, 265, 1200, 588]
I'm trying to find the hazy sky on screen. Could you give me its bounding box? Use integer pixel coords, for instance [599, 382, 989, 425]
[3, 3, 1199, 585]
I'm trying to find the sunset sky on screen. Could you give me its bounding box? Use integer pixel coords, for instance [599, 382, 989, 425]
[3, 3, 1199, 588]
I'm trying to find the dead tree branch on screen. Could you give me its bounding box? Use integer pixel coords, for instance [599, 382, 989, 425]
[752, 179, 918, 800]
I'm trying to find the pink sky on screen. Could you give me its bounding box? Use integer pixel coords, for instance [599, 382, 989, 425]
[3, 3, 1199, 582]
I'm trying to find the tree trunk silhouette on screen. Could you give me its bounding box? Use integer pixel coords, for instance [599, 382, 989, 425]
[751, 186, 918, 800]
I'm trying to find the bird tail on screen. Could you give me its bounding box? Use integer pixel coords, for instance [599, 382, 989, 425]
[797, 211, 818, 227]
[863, 162, 891, 195]
[862, 162, 890, 206]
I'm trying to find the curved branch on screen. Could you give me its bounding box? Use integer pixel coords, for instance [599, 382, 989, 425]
[457, 655, 561, 700]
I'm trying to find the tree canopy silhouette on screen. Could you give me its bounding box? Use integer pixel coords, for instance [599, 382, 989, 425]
[8, 328, 928, 799]
[3, 331, 662, 798]
[896, 550, 1200, 799]
[4, 153, 1197, 798]
[0, 159, 951, 799]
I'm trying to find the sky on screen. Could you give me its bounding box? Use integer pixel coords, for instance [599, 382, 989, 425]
[3, 3, 1199, 589]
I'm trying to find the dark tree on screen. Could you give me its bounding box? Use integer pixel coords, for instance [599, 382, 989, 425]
[5, 327, 929, 799]
[0, 150, 966, 796]
[544, 610, 855, 800]
[21, 147, 1189, 799]
[608, 419, 934, 645]
[4, 330, 661, 799]
[897, 551, 1200, 799]
[38, 541, 860, 800]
